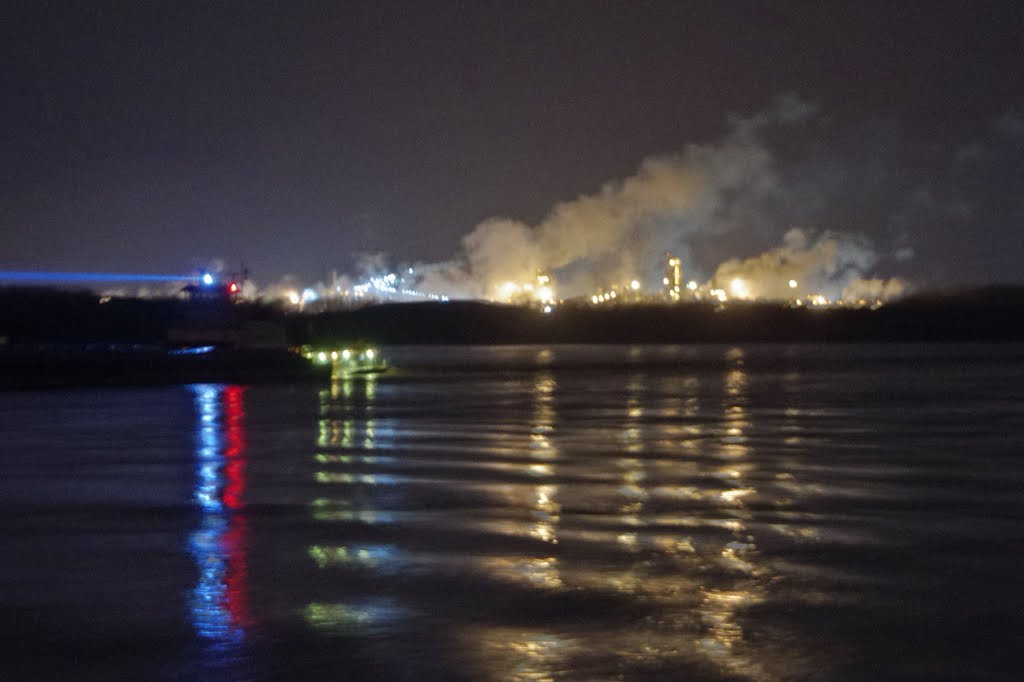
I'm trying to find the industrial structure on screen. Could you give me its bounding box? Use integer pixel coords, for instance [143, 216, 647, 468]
[1, 261, 891, 311]
[664, 253, 682, 301]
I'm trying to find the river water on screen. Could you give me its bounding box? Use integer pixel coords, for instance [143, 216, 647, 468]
[1, 344, 1022, 680]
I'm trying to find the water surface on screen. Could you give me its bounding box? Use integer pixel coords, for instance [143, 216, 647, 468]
[2, 344, 1023, 680]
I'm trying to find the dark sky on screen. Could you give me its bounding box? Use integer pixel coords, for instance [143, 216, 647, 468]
[2, 1, 1022, 288]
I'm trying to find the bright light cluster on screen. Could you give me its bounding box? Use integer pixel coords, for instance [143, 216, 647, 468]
[350, 271, 448, 302]
[587, 275, 659, 306]
[302, 346, 386, 375]
[267, 251, 893, 311]
[590, 289, 618, 305]
[666, 256, 682, 301]
[493, 274, 557, 312]
[284, 269, 450, 308]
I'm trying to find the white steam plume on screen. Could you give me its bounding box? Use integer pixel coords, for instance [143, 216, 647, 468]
[285, 95, 911, 305]
[842, 277, 908, 303]
[437, 95, 818, 299]
[709, 228, 906, 301]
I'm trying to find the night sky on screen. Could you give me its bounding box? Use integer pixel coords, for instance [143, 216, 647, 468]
[2, 1, 1022, 289]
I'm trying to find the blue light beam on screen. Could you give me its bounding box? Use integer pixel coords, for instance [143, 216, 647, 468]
[0, 270, 196, 283]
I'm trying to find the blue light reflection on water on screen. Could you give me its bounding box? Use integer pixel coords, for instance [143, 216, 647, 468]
[187, 383, 250, 666]
[193, 384, 223, 513]
[190, 516, 240, 642]
[169, 345, 216, 356]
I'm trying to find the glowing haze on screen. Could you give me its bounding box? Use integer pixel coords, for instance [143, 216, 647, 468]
[409, 96, 907, 304]
[710, 228, 906, 303]
[175, 96, 908, 306]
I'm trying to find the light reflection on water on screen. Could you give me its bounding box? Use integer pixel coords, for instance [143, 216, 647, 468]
[303, 346, 795, 679]
[188, 384, 250, 666]
[3, 344, 1023, 679]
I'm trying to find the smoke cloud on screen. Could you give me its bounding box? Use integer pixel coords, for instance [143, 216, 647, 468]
[265, 95, 913, 305]
[842, 277, 908, 303]
[427, 95, 820, 300]
[710, 228, 905, 301]
[408, 94, 904, 303]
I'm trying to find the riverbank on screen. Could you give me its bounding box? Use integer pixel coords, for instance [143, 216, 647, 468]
[301, 289, 1024, 345]
[3, 286, 1023, 350]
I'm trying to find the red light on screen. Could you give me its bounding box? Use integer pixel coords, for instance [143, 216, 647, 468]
[222, 385, 245, 510]
[228, 282, 239, 294]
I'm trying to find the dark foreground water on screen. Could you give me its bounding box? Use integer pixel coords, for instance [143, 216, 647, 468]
[2, 344, 1023, 680]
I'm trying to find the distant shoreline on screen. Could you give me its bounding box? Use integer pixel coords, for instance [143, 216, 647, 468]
[2, 286, 1023, 351]
[300, 294, 1024, 345]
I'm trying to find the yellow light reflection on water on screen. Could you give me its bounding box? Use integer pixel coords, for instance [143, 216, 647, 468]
[722, 348, 750, 459]
[696, 585, 767, 679]
[456, 627, 578, 682]
[616, 372, 649, 551]
[301, 344, 823, 679]
[308, 544, 396, 569]
[476, 556, 563, 590]
[314, 471, 393, 485]
[720, 487, 754, 504]
[311, 369, 388, 536]
[528, 463, 553, 477]
[305, 602, 372, 629]
[527, 370, 561, 548]
[304, 599, 405, 636]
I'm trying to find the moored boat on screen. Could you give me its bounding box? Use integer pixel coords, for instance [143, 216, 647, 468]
[300, 345, 388, 376]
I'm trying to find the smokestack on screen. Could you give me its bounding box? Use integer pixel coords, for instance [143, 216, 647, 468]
[664, 252, 682, 301]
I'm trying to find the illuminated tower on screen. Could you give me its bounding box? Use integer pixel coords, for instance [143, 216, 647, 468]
[664, 253, 682, 301]
[535, 273, 555, 312]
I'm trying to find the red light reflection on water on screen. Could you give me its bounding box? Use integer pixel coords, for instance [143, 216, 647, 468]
[222, 385, 246, 511]
[222, 514, 251, 630]
[221, 385, 250, 630]
[190, 384, 252, 642]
